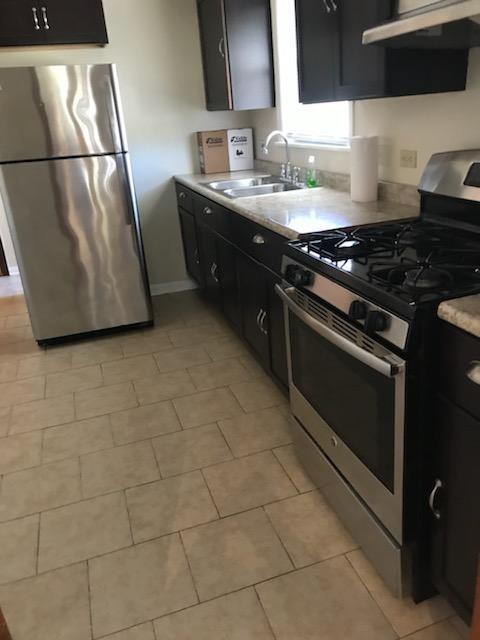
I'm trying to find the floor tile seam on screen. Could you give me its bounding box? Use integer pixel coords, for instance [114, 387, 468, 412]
[131, 374, 200, 408]
[261, 505, 296, 571]
[252, 583, 279, 640]
[86, 559, 95, 640]
[344, 551, 402, 637]
[177, 530, 201, 607]
[121, 489, 135, 547]
[199, 467, 221, 521]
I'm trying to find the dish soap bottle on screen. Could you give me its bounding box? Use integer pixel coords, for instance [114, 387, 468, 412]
[306, 155, 318, 188]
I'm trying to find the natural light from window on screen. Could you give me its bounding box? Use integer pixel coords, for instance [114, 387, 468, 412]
[272, 0, 351, 147]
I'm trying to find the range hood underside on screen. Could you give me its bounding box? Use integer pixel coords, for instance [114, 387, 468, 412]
[363, 0, 480, 45]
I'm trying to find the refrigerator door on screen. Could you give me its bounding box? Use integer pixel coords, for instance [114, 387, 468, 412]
[0, 154, 152, 341]
[0, 64, 124, 163]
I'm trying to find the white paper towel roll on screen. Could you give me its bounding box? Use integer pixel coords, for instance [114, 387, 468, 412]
[350, 136, 378, 203]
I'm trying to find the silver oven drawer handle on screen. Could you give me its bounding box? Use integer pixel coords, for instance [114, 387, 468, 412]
[178, 191, 187, 200]
[466, 360, 480, 386]
[203, 206, 213, 215]
[429, 479, 443, 520]
[252, 234, 265, 245]
[275, 284, 404, 378]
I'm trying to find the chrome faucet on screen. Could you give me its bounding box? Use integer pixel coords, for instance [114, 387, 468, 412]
[261, 130, 292, 182]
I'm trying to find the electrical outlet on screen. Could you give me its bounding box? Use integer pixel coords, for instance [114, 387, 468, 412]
[400, 149, 418, 169]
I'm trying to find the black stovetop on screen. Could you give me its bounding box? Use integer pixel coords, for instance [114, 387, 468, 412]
[288, 220, 480, 310]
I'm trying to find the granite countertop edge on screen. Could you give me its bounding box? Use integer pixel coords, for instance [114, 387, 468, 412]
[174, 171, 419, 240]
[438, 295, 480, 339]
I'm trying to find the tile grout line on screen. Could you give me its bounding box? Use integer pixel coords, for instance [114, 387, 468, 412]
[252, 584, 279, 640]
[178, 531, 201, 606]
[86, 559, 94, 640]
[199, 468, 221, 521]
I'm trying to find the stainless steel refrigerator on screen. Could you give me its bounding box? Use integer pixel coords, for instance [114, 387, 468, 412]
[0, 64, 153, 344]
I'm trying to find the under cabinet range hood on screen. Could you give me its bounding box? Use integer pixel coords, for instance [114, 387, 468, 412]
[363, 0, 480, 45]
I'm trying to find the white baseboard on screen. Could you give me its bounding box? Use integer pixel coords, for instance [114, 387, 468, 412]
[150, 279, 198, 296]
[7, 266, 19, 276]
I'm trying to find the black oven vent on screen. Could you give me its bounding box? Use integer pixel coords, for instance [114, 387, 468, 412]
[294, 290, 381, 357]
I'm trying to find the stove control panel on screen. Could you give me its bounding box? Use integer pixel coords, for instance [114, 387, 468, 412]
[281, 256, 411, 351]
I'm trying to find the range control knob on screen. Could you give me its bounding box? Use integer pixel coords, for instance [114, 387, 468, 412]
[364, 310, 389, 334]
[286, 265, 313, 287]
[348, 300, 368, 321]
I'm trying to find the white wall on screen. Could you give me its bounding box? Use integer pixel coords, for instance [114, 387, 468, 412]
[0, 0, 252, 287]
[252, 44, 480, 186]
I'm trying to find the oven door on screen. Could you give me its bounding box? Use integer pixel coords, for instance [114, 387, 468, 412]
[276, 284, 406, 544]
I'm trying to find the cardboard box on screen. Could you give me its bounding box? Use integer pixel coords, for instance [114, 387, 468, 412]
[227, 128, 254, 172]
[197, 128, 254, 174]
[197, 130, 229, 174]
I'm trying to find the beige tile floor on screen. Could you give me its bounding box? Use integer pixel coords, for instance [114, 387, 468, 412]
[0, 279, 470, 639]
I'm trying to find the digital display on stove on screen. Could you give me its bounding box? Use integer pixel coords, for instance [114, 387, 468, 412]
[464, 163, 480, 188]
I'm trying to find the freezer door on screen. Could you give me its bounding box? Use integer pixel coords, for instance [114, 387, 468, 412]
[0, 154, 152, 341]
[0, 64, 124, 162]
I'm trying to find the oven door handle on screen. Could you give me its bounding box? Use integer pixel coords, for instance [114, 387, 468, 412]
[275, 285, 404, 379]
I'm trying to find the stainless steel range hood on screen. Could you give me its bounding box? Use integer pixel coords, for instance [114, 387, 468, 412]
[363, 0, 480, 45]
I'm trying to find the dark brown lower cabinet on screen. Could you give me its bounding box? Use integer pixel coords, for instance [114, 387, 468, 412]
[176, 182, 289, 390]
[237, 252, 270, 369]
[217, 238, 241, 332]
[178, 207, 202, 286]
[431, 395, 480, 624]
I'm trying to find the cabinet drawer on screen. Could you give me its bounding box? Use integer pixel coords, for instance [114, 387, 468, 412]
[175, 183, 194, 214]
[438, 321, 480, 421]
[231, 214, 286, 276]
[193, 193, 230, 237]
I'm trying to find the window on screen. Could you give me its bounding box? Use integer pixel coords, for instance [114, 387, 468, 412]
[272, 0, 351, 147]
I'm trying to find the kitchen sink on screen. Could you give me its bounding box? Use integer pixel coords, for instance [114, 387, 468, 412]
[203, 175, 303, 198]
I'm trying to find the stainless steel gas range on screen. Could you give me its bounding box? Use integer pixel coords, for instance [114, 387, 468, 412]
[277, 150, 480, 599]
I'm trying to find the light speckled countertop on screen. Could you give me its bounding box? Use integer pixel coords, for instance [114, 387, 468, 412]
[438, 295, 480, 339]
[175, 170, 419, 240]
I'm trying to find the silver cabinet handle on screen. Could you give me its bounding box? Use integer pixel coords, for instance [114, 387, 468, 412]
[179, 191, 187, 200]
[41, 6, 50, 29]
[32, 7, 41, 30]
[330, 0, 338, 11]
[466, 360, 480, 386]
[256, 309, 263, 329]
[210, 262, 219, 283]
[194, 249, 200, 265]
[260, 310, 268, 335]
[429, 479, 443, 520]
[218, 37, 226, 59]
[252, 234, 265, 245]
[322, 0, 331, 12]
[203, 206, 213, 215]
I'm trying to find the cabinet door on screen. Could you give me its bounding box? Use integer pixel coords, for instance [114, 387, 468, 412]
[334, 0, 391, 101]
[431, 395, 480, 623]
[41, 0, 107, 45]
[198, 224, 221, 307]
[179, 208, 203, 287]
[197, 0, 231, 110]
[267, 273, 289, 388]
[0, 0, 45, 46]
[295, 0, 337, 104]
[217, 237, 241, 332]
[237, 253, 269, 368]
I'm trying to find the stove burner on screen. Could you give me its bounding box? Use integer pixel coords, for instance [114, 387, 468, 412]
[403, 266, 454, 292]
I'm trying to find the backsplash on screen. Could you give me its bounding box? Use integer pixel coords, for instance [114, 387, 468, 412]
[254, 159, 420, 208]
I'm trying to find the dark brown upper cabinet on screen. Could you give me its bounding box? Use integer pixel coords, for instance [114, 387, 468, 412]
[197, 0, 275, 111]
[0, 0, 108, 48]
[296, 0, 469, 104]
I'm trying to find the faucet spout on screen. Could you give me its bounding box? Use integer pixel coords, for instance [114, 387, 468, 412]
[262, 130, 291, 169]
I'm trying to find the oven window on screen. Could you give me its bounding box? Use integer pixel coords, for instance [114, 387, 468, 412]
[289, 313, 396, 492]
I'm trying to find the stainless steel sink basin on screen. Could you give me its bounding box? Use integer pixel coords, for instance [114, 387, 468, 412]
[223, 183, 300, 198]
[203, 175, 303, 199]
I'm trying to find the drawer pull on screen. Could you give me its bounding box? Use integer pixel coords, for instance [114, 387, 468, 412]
[179, 191, 187, 199]
[252, 234, 265, 245]
[203, 206, 213, 215]
[466, 360, 480, 386]
[210, 262, 219, 283]
[259, 310, 268, 335]
[256, 309, 263, 330]
[429, 479, 443, 520]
